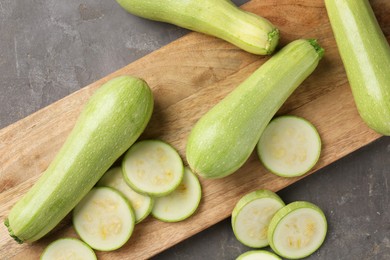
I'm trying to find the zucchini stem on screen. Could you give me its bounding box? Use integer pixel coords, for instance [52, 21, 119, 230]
[267, 29, 280, 55]
[4, 219, 23, 244]
[308, 39, 325, 58]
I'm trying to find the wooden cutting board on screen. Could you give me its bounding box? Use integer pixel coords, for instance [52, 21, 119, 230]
[0, 0, 388, 259]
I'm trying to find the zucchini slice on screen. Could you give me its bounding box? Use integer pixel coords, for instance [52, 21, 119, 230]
[152, 167, 202, 222]
[73, 187, 135, 251]
[122, 140, 184, 197]
[231, 190, 285, 248]
[236, 250, 281, 260]
[40, 238, 96, 260]
[267, 201, 327, 259]
[97, 167, 154, 224]
[257, 116, 321, 177]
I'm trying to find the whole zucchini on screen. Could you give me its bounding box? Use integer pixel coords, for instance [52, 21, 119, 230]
[325, 0, 390, 135]
[186, 39, 324, 179]
[5, 76, 154, 243]
[116, 0, 279, 55]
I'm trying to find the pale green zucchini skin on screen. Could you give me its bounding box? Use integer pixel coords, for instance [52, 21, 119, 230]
[116, 0, 279, 55]
[325, 0, 390, 135]
[5, 76, 154, 243]
[186, 39, 324, 179]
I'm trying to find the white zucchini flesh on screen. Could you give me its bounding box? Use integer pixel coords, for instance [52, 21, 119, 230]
[152, 167, 202, 222]
[236, 250, 281, 260]
[40, 238, 96, 260]
[257, 116, 321, 177]
[231, 190, 285, 248]
[268, 201, 327, 259]
[122, 140, 184, 196]
[97, 167, 153, 224]
[73, 187, 135, 251]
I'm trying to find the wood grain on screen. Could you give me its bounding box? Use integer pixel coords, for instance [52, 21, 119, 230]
[0, 0, 388, 259]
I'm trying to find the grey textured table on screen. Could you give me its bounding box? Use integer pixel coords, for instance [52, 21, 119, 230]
[1, 0, 389, 259]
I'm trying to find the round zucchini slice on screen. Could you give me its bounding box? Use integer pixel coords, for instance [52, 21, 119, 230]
[257, 116, 321, 177]
[231, 189, 285, 248]
[73, 187, 135, 251]
[122, 140, 184, 197]
[152, 167, 202, 222]
[267, 201, 327, 259]
[41, 238, 96, 260]
[236, 250, 281, 260]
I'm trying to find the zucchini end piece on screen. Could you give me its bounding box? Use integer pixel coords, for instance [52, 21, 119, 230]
[4, 218, 24, 244]
[266, 28, 280, 55]
[307, 39, 324, 58]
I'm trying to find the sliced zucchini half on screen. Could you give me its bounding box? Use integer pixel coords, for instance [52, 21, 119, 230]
[73, 187, 135, 251]
[267, 201, 327, 259]
[231, 189, 285, 248]
[152, 167, 202, 222]
[40, 238, 96, 260]
[122, 140, 184, 197]
[257, 115, 321, 177]
[236, 250, 281, 260]
[97, 167, 154, 224]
